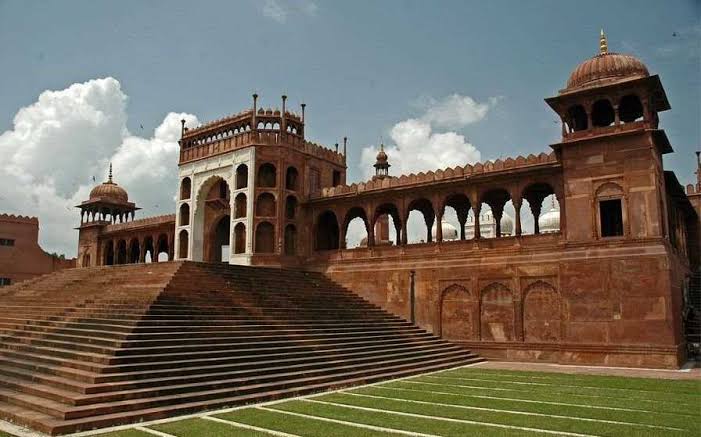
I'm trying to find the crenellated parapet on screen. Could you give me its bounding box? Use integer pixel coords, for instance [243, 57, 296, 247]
[0, 213, 39, 225]
[312, 152, 558, 199]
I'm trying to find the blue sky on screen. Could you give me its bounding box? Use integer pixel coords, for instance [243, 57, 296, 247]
[0, 0, 699, 254]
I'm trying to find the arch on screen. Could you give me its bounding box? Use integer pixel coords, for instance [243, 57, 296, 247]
[234, 222, 246, 254]
[234, 193, 247, 219]
[619, 94, 643, 123]
[256, 192, 276, 217]
[255, 221, 275, 253]
[596, 182, 625, 238]
[286, 166, 299, 191]
[591, 99, 615, 127]
[116, 240, 127, 264]
[481, 188, 512, 238]
[178, 230, 189, 259]
[179, 203, 190, 226]
[522, 182, 556, 235]
[180, 177, 192, 200]
[195, 176, 230, 262]
[406, 198, 435, 244]
[373, 203, 402, 245]
[523, 281, 561, 342]
[156, 234, 169, 262]
[480, 282, 515, 342]
[235, 164, 249, 189]
[316, 210, 340, 250]
[82, 253, 91, 267]
[104, 241, 114, 266]
[443, 193, 471, 240]
[208, 215, 230, 262]
[143, 237, 154, 263]
[284, 224, 297, 255]
[343, 207, 369, 248]
[128, 238, 140, 263]
[566, 104, 588, 131]
[285, 195, 298, 220]
[440, 284, 478, 341]
[257, 163, 277, 188]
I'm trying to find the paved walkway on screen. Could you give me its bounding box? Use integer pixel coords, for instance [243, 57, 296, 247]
[473, 360, 701, 380]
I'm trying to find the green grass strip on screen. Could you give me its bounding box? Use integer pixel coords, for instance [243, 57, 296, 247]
[216, 407, 403, 436]
[266, 399, 549, 437]
[347, 386, 697, 433]
[419, 374, 699, 405]
[315, 392, 689, 437]
[149, 417, 271, 437]
[93, 429, 154, 437]
[442, 368, 701, 395]
[392, 379, 694, 415]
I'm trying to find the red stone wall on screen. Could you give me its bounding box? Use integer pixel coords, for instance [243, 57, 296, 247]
[0, 214, 76, 284]
[311, 237, 685, 368]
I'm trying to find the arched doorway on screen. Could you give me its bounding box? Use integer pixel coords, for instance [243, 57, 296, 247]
[207, 215, 230, 263]
[440, 285, 478, 341]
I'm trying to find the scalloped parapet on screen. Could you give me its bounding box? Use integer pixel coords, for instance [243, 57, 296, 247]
[103, 214, 175, 234]
[312, 151, 558, 198]
[686, 184, 701, 196]
[0, 213, 39, 224]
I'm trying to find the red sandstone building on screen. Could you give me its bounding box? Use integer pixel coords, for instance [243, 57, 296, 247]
[0, 214, 75, 285]
[75, 32, 699, 368]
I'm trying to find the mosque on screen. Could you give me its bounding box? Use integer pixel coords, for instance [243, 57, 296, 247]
[73, 31, 698, 368]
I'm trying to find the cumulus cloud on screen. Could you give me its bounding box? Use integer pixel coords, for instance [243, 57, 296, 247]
[359, 93, 496, 180]
[0, 77, 198, 257]
[261, 0, 317, 23]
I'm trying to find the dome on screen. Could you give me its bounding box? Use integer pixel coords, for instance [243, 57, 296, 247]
[564, 31, 649, 93]
[538, 202, 560, 233]
[375, 146, 388, 164]
[432, 221, 459, 241]
[89, 165, 129, 203]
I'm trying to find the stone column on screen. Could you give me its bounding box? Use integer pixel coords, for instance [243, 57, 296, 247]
[473, 204, 482, 239]
[514, 199, 522, 237]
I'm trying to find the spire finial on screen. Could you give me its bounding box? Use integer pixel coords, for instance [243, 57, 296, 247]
[599, 29, 608, 54]
[108, 163, 113, 183]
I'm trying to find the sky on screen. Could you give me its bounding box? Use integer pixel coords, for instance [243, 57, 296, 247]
[0, 0, 699, 255]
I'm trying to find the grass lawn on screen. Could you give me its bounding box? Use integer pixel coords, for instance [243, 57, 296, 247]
[75, 366, 698, 436]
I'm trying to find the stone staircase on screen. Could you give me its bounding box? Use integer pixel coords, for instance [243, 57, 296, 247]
[0, 262, 482, 435]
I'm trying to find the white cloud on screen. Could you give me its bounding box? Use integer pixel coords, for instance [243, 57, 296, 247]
[359, 93, 495, 180]
[0, 77, 198, 257]
[261, 0, 317, 23]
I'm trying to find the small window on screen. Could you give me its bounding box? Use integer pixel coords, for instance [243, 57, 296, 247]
[332, 170, 341, 187]
[0, 239, 15, 247]
[600, 199, 623, 237]
[0, 278, 11, 286]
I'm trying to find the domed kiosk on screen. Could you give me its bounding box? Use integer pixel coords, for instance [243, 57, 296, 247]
[77, 164, 139, 224]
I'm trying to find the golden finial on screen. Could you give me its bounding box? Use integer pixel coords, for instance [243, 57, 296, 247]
[599, 29, 608, 54]
[108, 163, 113, 183]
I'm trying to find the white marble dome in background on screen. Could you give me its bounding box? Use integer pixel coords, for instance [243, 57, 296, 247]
[538, 200, 561, 233]
[465, 211, 514, 238]
[432, 221, 459, 241]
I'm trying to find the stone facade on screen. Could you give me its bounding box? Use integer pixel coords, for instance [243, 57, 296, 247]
[74, 33, 698, 368]
[0, 214, 75, 285]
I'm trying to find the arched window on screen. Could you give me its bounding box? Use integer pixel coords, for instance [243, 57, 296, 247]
[284, 224, 297, 255]
[316, 211, 339, 250]
[256, 193, 276, 217]
[236, 164, 248, 189]
[234, 193, 247, 219]
[592, 99, 615, 127]
[566, 105, 588, 131]
[596, 182, 625, 238]
[234, 223, 246, 254]
[286, 166, 299, 190]
[285, 196, 297, 220]
[255, 222, 275, 253]
[179, 203, 190, 226]
[257, 163, 277, 188]
[619, 94, 644, 123]
[180, 177, 191, 200]
[178, 230, 189, 259]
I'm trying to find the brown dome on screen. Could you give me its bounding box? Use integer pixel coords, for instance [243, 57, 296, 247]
[565, 52, 649, 92]
[89, 164, 129, 203]
[90, 181, 128, 203]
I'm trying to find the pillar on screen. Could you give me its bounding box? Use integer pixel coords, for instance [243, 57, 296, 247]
[473, 203, 482, 239]
[514, 199, 522, 237]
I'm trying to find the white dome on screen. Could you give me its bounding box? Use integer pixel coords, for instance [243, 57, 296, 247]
[432, 221, 459, 241]
[539, 204, 560, 233]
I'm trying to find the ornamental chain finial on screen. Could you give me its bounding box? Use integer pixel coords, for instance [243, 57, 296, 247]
[600, 29, 608, 54]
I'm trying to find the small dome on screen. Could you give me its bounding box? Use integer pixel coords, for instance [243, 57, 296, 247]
[539, 202, 560, 233]
[564, 31, 648, 93]
[89, 165, 129, 203]
[432, 221, 459, 241]
[375, 147, 388, 164]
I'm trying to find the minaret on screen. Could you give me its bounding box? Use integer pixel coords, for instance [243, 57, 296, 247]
[373, 143, 390, 180]
[695, 151, 701, 190]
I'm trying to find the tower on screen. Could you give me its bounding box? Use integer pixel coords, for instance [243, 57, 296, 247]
[373, 143, 391, 180]
[545, 30, 671, 242]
